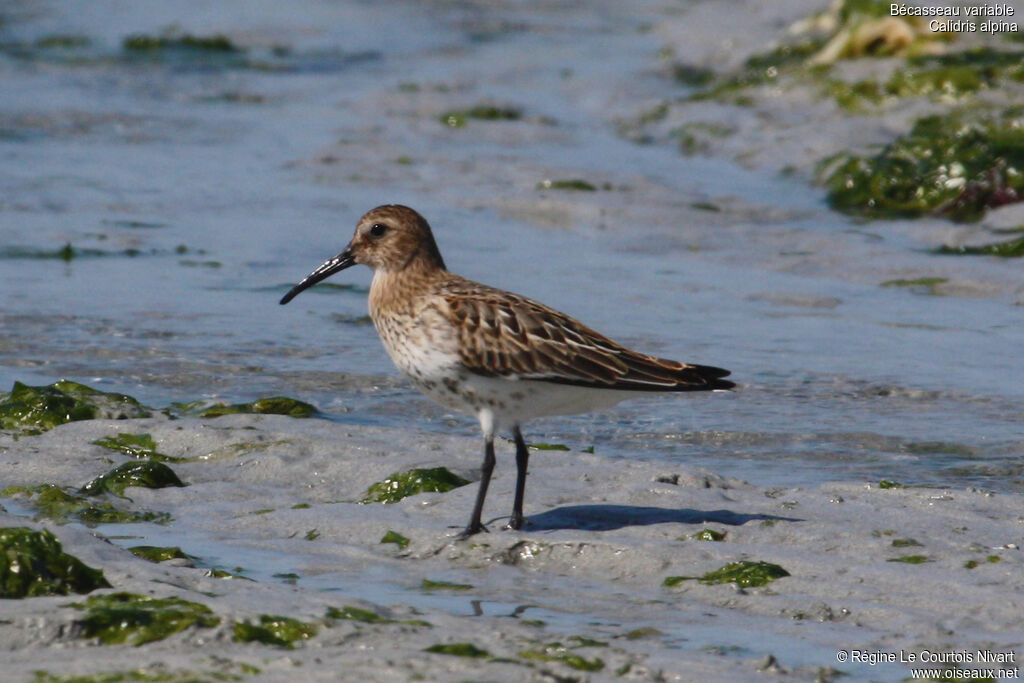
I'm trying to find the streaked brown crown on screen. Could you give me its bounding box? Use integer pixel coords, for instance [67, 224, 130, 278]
[350, 205, 446, 273]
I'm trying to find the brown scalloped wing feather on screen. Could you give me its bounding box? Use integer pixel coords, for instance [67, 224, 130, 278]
[440, 279, 733, 392]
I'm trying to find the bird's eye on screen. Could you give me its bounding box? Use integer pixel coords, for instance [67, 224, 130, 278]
[369, 223, 387, 238]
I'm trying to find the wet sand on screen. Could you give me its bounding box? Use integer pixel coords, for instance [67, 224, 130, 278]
[2, 413, 1022, 681]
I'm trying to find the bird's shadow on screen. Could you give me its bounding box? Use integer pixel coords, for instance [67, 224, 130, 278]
[525, 504, 800, 532]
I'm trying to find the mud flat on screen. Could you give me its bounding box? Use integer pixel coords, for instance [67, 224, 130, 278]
[2, 412, 1021, 682]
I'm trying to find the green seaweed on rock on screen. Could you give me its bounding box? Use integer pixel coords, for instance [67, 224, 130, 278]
[424, 642, 490, 658]
[439, 105, 522, 128]
[325, 605, 431, 627]
[0, 380, 150, 434]
[361, 467, 470, 504]
[170, 396, 316, 418]
[2, 484, 171, 526]
[420, 578, 473, 591]
[887, 554, 932, 564]
[0, 527, 110, 598]
[232, 614, 317, 649]
[535, 179, 598, 192]
[127, 546, 191, 563]
[935, 233, 1024, 257]
[518, 641, 606, 671]
[32, 667, 250, 683]
[92, 433, 180, 462]
[820, 111, 1024, 222]
[380, 530, 410, 548]
[69, 592, 220, 646]
[80, 461, 185, 497]
[664, 560, 790, 588]
[123, 31, 241, 53]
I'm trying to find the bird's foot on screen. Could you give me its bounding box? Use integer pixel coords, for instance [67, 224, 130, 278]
[456, 521, 489, 541]
[505, 514, 526, 531]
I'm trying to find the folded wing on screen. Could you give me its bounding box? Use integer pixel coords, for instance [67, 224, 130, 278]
[441, 279, 734, 392]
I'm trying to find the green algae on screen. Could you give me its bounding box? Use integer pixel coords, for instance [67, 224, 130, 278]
[0, 244, 113, 261]
[361, 467, 470, 504]
[674, 121, 736, 156]
[686, 38, 824, 101]
[535, 179, 598, 192]
[80, 461, 185, 497]
[35, 34, 92, 49]
[887, 555, 932, 564]
[966, 555, 1002, 569]
[665, 560, 790, 588]
[936, 234, 1024, 257]
[273, 572, 299, 583]
[1, 484, 172, 526]
[821, 111, 1024, 222]
[424, 642, 490, 658]
[92, 433, 180, 462]
[884, 64, 987, 98]
[127, 546, 191, 563]
[525, 441, 571, 451]
[232, 614, 317, 649]
[325, 605, 431, 627]
[690, 528, 727, 542]
[326, 605, 392, 623]
[380, 530, 410, 549]
[303, 528, 319, 541]
[878, 479, 907, 488]
[203, 568, 254, 581]
[439, 105, 522, 127]
[518, 641, 605, 672]
[880, 278, 948, 295]
[824, 78, 885, 111]
[170, 396, 316, 418]
[420, 578, 473, 591]
[123, 32, 240, 53]
[31, 667, 247, 683]
[69, 592, 220, 645]
[625, 627, 662, 639]
[828, 51, 1024, 110]
[0, 380, 150, 434]
[0, 527, 110, 598]
[672, 64, 715, 88]
[891, 538, 923, 548]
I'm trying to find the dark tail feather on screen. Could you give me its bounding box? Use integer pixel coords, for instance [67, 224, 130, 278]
[690, 364, 734, 391]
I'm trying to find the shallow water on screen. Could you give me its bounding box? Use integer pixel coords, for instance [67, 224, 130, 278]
[3, 0, 1019, 497]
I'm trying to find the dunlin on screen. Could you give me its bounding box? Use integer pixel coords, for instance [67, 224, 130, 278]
[281, 205, 733, 537]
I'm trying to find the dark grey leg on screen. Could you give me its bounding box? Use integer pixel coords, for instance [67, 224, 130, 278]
[508, 426, 530, 530]
[460, 436, 495, 538]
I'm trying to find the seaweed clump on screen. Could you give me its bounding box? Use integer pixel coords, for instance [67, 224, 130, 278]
[664, 560, 790, 588]
[80, 461, 185, 497]
[232, 615, 318, 649]
[123, 31, 240, 53]
[170, 396, 316, 418]
[0, 380, 150, 434]
[69, 592, 220, 645]
[361, 467, 470, 504]
[820, 111, 1024, 222]
[0, 527, 110, 598]
[1, 482, 172, 526]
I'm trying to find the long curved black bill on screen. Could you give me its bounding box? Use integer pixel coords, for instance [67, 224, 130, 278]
[279, 249, 355, 305]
